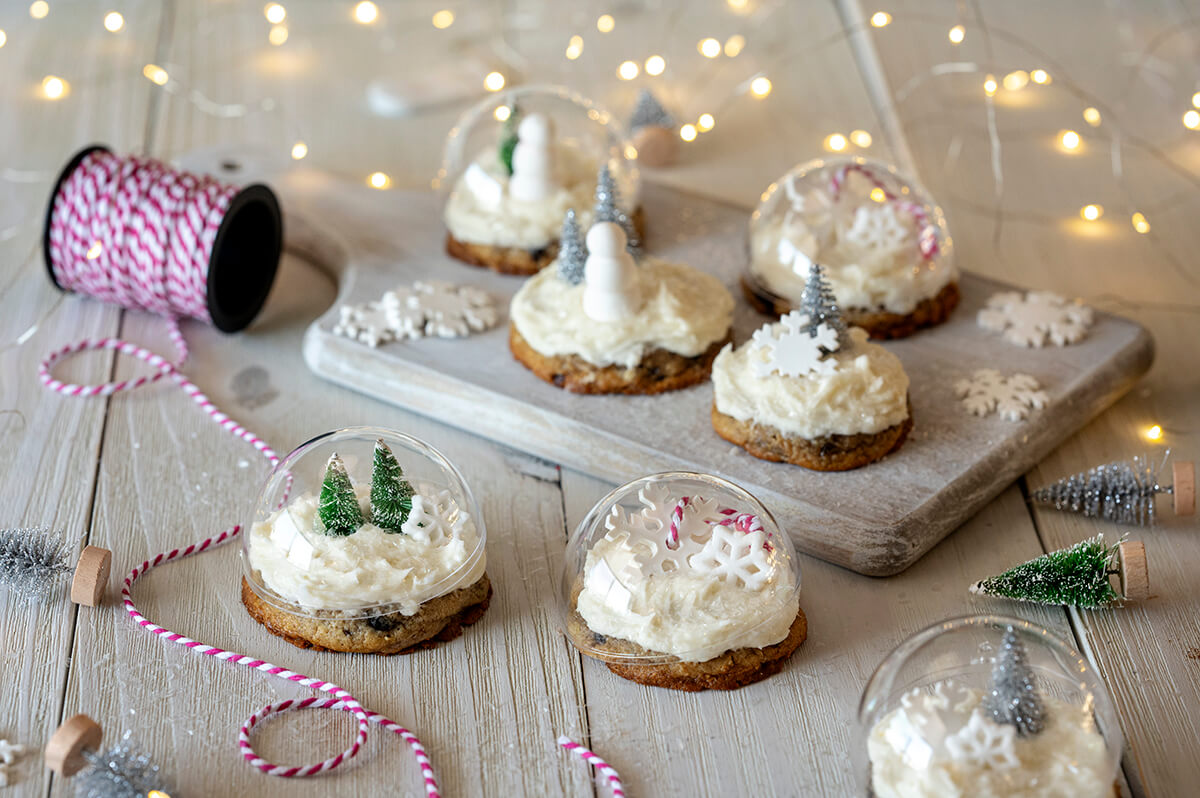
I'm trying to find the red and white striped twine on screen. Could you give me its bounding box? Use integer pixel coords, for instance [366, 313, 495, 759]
[558, 737, 626, 798]
[667, 497, 769, 550]
[38, 152, 440, 792]
[829, 163, 940, 260]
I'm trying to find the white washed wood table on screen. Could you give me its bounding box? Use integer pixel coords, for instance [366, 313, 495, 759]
[1, 2, 1198, 796]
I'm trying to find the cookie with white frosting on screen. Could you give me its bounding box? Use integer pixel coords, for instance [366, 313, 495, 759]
[509, 220, 733, 394]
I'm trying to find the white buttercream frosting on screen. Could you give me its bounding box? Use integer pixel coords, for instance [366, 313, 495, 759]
[712, 325, 909, 438]
[247, 484, 485, 616]
[868, 685, 1113, 798]
[445, 145, 633, 249]
[511, 256, 733, 368]
[749, 189, 957, 315]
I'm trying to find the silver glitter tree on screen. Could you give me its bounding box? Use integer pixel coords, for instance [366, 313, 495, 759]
[628, 89, 674, 132]
[798, 262, 850, 349]
[75, 733, 170, 798]
[557, 208, 586, 285]
[1032, 454, 1169, 526]
[593, 164, 640, 254]
[0, 527, 73, 601]
[983, 626, 1045, 737]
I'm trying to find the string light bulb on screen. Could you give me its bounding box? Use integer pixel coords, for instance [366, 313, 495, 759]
[824, 133, 848, 152]
[870, 11, 891, 27]
[353, 1, 378, 24]
[697, 113, 715, 131]
[1080, 204, 1103, 221]
[565, 35, 583, 60]
[750, 76, 772, 98]
[290, 141, 307, 160]
[644, 55, 665, 76]
[484, 71, 505, 91]
[1059, 130, 1081, 151]
[41, 75, 67, 99]
[1145, 424, 1163, 441]
[1131, 212, 1150, 234]
[726, 0, 749, 10]
[617, 60, 639, 80]
[268, 24, 287, 45]
[0, 29, 6, 48]
[1003, 70, 1029, 91]
[983, 74, 997, 96]
[1083, 107, 1101, 127]
[850, 129, 872, 147]
[948, 24, 965, 44]
[147, 792, 171, 798]
[596, 14, 614, 33]
[143, 64, 169, 86]
[869, 187, 887, 203]
[368, 172, 390, 189]
[679, 124, 698, 142]
[724, 34, 745, 57]
[493, 105, 511, 121]
[1184, 110, 1200, 130]
[103, 11, 124, 32]
[264, 3, 285, 24]
[86, 241, 102, 260]
[30, 1, 49, 20]
[698, 38, 721, 58]
[431, 9, 454, 29]
[1030, 69, 1050, 84]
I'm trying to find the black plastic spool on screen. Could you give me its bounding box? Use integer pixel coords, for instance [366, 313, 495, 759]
[42, 144, 284, 333]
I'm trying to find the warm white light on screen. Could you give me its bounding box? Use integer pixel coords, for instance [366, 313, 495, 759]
[948, 24, 965, 44]
[679, 124, 698, 142]
[431, 9, 454, 29]
[1059, 130, 1080, 150]
[698, 38, 721, 58]
[617, 60, 639, 80]
[624, 144, 638, 160]
[30, 1, 49, 20]
[850, 129, 872, 147]
[596, 14, 614, 33]
[825, 133, 848, 152]
[724, 34, 745, 57]
[268, 24, 288, 45]
[264, 3, 285, 23]
[103, 11, 124, 32]
[143, 64, 169, 86]
[1131, 212, 1150, 234]
[870, 11, 891, 27]
[750, 76, 772, 97]
[644, 55, 665, 76]
[85, 241, 102, 259]
[1030, 69, 1050, 85]
[484, 71, 505, 91]
[565, 35, 583, 60]
[1185, 110, 1200, 130]
[1145, 424, 1163, 441]
[0, 29, 7, 48]
[41, 75, 66, 99]
[1080, 204, 1103, 221]
[353, 1, 378, 24]
[983, 75, 997, 96]
[1003, 70, 1029, 92]
[493, 105, 511, 121]
[291, 141, 308, 160]
[1083, 107, 1101, 127]
[697, 113, 715, 131]
[726, 0, 749, 9]
[869, 187, 887, 203]
[368, 172, 390, 189]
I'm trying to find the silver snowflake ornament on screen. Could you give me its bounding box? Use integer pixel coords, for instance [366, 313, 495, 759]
[978, 291, 1094, 348]
[749, 312, 840, 378]
[955, 369, 1049, 421]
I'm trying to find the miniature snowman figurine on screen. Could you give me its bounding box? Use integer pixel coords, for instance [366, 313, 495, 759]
[509, 113, 558, 203]
[582, 221, 642, 321]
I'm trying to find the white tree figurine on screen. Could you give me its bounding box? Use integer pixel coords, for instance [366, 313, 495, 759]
[582, 222, 642, 321]
[509, 113, 558, 202]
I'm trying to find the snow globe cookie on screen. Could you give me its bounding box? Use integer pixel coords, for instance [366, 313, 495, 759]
[510, 215, 734, 393]
[562, 472, 805, 690]
[712, 262, 911, 470]
[241, 427, 490, 654]
[859, 615, 1121, 798]
[440, 85, 641, 276]
[745, 155, 958, 339]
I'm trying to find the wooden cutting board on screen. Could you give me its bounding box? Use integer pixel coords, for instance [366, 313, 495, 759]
[288, 176, 1153, 576]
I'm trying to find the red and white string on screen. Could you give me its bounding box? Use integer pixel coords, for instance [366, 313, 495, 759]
[667, 496, 767, 549]
[39, 152, 440, 792]
[558, 737, 626, 798]
[829, 163, 940, 260]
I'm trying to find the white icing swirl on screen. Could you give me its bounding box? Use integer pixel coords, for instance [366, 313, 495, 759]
[510, 257, 734, 368]
[246, 485, 485, 616]
[712, 326, 909, 438]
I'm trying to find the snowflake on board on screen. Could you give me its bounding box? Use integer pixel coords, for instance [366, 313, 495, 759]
[749, 311, 841, 378]
[955, 369, 1049, 421]
[402, 489, 470, 544]
[977, 291, 1094, 348]
[944, 709, 1019, 771]
[332, 280, 499, 347]
[690, 522, 773, 590]
[331, 301, 400, 347]
[380, 285, 427, 338]
[0, 738, 26, 787]
[841, 202, 912, 251]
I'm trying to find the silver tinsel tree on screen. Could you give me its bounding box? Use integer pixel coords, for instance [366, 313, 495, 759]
[0, 527, 74, 601]
[557, 208, 586, 285]
[628, 89, 674, 132]
[983, 626, 1045, 737]
[593, 164, 640, 254]
[1032, 455, 1169, 526]
[798, 262, 850, 349]
[75, 733, 170, 798]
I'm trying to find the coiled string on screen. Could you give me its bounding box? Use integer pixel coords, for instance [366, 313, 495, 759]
[39, 151, 440, 792]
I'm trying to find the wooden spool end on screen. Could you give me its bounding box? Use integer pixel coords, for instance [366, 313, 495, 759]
[1118, 540, 1150, 602]
[45, 713, 102, 777]
[1173, 461, 1195, 516]
[631, 125, 678, 169]
[70, 545, 112, 607]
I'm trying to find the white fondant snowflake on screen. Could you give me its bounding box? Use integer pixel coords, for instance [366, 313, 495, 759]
[0, 739, 24, 766]
[332, 301, 398, 348]
[842, 203, 911, 251]
[977, 291, 1094, 348]
[402, 490, 469, 544]
[749, 311, 840, 378]
[955, 369, 1049, 421]
[381, 286, 426, 337]
[689, 523, 772, 589]
[332, 281, 499, 347]
[944, 709, 1019, 770]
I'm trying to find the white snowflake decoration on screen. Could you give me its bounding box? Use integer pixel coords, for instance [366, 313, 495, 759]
[690, 522, 773, 590]
[749, 311, 841, 378]
[977, 291, 1094, 348]
[842, 203, 912, 251]
[401, 489, 470, 544]
[332, 280, 499, 347]
[0, 738, 26, 788]
[944, 709, 1019, 770]
[331, 301, 399, 347]
[955, 369, 1049, 421]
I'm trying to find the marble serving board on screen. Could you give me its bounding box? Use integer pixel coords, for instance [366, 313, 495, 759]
[292, 178, 1153, 576]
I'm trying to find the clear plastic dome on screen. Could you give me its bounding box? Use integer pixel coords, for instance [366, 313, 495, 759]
[745, 155, 955, 317]
[241, 426, 486, 620]
[858, 615, 1121, 798]
[562, 472, 802, 666]
[439, 85, 640, 248]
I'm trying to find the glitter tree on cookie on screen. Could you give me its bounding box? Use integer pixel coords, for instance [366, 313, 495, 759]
[370, 439, 414, 533]
[318, 453, 363, 536]
[798, 262, 849, 349]
[557, 208, 586, 285]
[984, 626, 1045, 737]
[594, 163, 640, 253]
